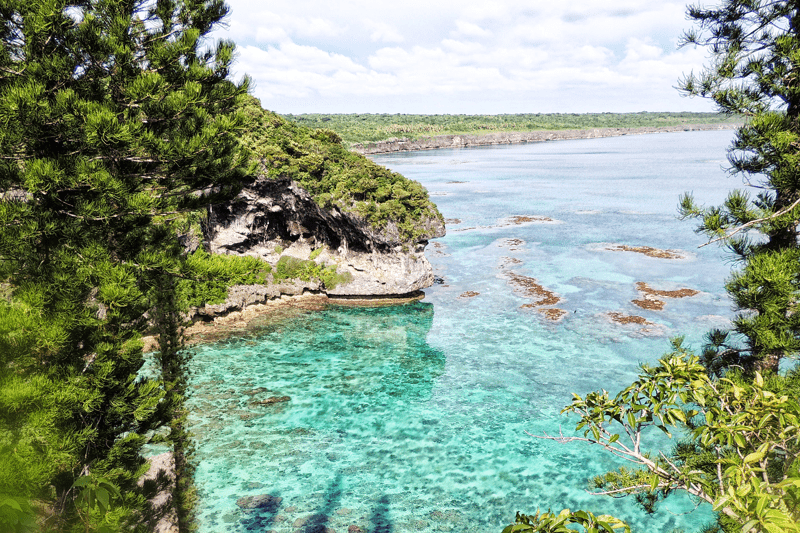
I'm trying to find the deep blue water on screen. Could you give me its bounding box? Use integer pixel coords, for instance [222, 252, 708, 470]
[190, 130, 740, 533]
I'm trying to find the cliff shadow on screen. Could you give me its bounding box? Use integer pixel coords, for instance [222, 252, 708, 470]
[298, 473, 343, 533]
[369, 495, 393, 533]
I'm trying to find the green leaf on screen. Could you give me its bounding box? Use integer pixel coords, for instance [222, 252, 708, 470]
[755, 495, 768, 517]
[743, 450, 765, 464]
[95, 487, 110, 513]
[72, 476, 91, 488]
[573, 511, 590, 521]
[0, 498, 22, 512]
[740, 519, 759, 533]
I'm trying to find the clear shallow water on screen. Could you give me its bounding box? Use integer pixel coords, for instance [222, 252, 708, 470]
[191, 130, 740, 533]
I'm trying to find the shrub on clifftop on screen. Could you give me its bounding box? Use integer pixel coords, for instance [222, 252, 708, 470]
[240, 96, 443, 242]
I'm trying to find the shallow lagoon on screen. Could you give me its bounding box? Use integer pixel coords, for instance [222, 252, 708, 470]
[191, 130, 740, 533]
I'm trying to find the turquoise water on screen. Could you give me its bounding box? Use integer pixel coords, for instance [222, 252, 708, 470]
[191, 130, 739, 533]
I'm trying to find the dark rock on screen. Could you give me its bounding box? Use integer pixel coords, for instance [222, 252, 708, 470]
[177, 225, 201, 254]
[236, 494, 283, 510]
[243, 387, 269, 396]
[258, 396, 291, 405]
[196, 284, 281, 319]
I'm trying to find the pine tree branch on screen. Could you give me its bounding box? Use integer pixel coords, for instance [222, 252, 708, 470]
[56, 209, 185, 221]
[698, 196, 800, 248]
[0, 64, 26, 76]
[587, 484, 663, 497]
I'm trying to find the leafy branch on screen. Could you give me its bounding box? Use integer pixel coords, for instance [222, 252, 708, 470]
[529, 345, 800, 533]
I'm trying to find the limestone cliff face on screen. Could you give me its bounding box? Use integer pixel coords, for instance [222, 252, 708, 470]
[205, 176, 445, 297]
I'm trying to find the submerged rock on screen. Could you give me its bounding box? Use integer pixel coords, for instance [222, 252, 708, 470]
[206, 176, 445, 297]
[257, 396, 291, 405]
[236, 494, 283, 510]
[292, 514, 331, 529]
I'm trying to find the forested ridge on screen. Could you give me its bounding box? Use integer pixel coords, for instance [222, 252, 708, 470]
[283, 111, 739, 145]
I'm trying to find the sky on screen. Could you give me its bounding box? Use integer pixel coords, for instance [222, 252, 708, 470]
[211, 0, 718, 115]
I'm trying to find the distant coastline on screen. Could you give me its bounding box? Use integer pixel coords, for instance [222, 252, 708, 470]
[351, 123, 739, 155]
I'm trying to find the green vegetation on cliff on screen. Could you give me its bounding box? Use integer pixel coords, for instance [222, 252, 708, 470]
[240, 97, 443, 241]
[283, 111, 739, 145]
[178, 250, 271, 307]
[273, 255, 353, 289]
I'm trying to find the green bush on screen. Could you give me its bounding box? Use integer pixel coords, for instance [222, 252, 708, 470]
[273, 256, 311, 280]
[309, 246, 326, 260]
[177, 250, 271, 307]
[273, 255, 351, 290]
[320, 269, 353, 290]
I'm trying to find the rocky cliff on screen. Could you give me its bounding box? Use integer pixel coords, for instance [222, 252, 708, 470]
[205, 175, 445, 298]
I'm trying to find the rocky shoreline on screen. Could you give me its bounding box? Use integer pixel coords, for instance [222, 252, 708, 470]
[351, 123, 739, 155]
[141, 291, 426, 352]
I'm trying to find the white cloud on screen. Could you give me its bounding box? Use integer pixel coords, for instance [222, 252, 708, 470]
[254, 25, 289, 44]
[452, 20, 492, 38]
[364, 20, 404, 43]
[237, 44, 398, 99]
[440, 39, 485, 55]
[623, 37, 667, 62]
[219, 0, 719, 113]
[226, 10, 345, 44]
